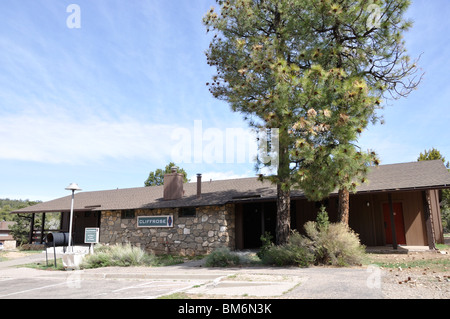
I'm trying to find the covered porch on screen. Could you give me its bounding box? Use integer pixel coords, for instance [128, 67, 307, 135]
[19, 210, 100, 246]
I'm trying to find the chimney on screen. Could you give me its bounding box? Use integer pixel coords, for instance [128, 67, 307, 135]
[163, 166, 184, 200]
[197, 174, 202, 198]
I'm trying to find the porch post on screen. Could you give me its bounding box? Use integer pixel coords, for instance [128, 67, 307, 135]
[422, 191, 436, 250]
[29, 213, 35, 244]
[388, 193, 398, 250]
[40, 212, 46, 244]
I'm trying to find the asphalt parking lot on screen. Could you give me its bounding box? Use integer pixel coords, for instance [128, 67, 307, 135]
[0, 252, 384, 300]
[0, 274, 201, 299]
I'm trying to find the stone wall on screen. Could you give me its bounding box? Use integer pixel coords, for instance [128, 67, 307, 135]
[99, 204, 235, 256]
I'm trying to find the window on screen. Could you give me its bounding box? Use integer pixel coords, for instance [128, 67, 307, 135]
[179, 207, 196, 217]
[121, 209, 135, 219]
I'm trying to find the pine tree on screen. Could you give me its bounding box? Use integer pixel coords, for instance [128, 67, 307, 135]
[204, 0, 420, 243]
[144, 162, 189, 187]
[418, 148, 450, 232]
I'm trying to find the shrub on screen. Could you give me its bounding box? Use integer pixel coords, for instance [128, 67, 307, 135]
[257, 231, 274, 259]
[303, 220, 366, 266]
[258, 208, 365, 267]
[316, 205, 330, 231]
[259, 231, 313, 267]
[81, 244, 156, 269]
[205, 247, 240, 267]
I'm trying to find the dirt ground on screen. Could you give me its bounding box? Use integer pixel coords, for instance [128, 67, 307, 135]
[368, 248, 450, 299]
[1, 251, 34, 259]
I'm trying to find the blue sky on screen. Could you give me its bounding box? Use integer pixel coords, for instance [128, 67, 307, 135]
[1, 0, 449, 201]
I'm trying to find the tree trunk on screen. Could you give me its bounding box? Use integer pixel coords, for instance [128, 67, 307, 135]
[338, 188, 350, 225]
[275, 133, 291, 246]
[276, 183, 291, 245]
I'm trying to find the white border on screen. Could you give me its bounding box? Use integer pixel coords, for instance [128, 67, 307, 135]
[137, 215, 174, 228]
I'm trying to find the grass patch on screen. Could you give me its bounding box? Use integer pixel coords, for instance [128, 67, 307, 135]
[436, 243, 450, 251]
[153, 254, 186, 266]
[204, 248, 264, 267]
[374, 259, 450, 271]
[205, 248, 240, 267]
[157, 292, 191, 299]
[80, 244, 152, 268]
[364, 239, 450, 272]
[21, 258, 65, 271]
[80, 244, 187, 269]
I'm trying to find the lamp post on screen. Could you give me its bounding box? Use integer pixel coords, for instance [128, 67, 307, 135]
[65, 183, 82, 253]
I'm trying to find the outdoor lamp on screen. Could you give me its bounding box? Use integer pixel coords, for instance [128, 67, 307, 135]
[65, 183, 82, 253]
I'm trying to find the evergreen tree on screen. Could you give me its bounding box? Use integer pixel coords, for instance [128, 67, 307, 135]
[418, 148, 450, 168]
[204, 0, 420, 243]
[418, 148, 450, 232]
[144, 162, 189, 187]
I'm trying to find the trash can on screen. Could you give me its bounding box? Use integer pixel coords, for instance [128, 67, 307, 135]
[45, 232, 70, 247]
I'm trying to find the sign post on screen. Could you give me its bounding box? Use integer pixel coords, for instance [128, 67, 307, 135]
[84, 228, 99, 254]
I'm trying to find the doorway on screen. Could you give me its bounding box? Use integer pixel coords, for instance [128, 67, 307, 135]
[73, 211, 100, 245]
[382, 203, 406, 245]
[242, 202, 277, 249]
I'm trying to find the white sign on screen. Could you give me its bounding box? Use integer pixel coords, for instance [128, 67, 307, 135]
[137, 215, 173, 228]
[84, 228, 99, 244]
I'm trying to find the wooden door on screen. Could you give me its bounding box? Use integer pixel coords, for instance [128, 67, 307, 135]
[383, 203, 406, 245]
[73, 211, 100, 245]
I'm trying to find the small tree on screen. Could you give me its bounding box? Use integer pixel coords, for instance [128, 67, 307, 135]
[144, 162, 189, 187]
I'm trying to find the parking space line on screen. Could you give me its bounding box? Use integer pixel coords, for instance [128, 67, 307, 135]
[0, 280, 81, 298]
[111, 281, 159, 293]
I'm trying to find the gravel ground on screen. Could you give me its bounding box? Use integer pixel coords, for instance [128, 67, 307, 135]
[371, 250, 450, 299]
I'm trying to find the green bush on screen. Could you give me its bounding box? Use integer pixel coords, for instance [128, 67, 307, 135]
[81, 244, 156, 269]
[205, 247, 240, 267]
[303, 221, 366, 266]
[257, 231, 274, 259]
[258, 208, 365, 267]
[259, 231, 313, 267]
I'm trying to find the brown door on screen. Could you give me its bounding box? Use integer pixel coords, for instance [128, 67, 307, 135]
[383, 203, 406, 245]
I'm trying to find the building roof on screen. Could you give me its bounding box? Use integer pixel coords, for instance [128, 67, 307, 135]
[0, 221, 15, 231]
[12, 160, 450, 214]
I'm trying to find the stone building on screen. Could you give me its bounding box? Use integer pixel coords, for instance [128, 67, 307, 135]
[100, 205, 235, 256]
[12, 160, 450, 255]
[0, 221, 16, 250]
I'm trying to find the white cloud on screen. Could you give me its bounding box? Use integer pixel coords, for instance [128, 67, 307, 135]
[195, 171, 253, 182]
[0, 110, 177, 164]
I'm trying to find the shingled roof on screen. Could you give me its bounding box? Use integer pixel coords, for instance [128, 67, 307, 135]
[12, 160, 450, 214]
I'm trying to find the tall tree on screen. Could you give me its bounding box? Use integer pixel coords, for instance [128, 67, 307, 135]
[204, 0, 420, 243]
[144, 162, 189, 187]
[417, 148, 450, 232]
[418, 148, 450, 168]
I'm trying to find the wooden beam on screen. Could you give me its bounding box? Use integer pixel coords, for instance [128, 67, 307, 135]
[40, 212, 46, 244]
[388, 193, 398, 250]
[422, 191, 436, 250]
[28, 213, 35, 244]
